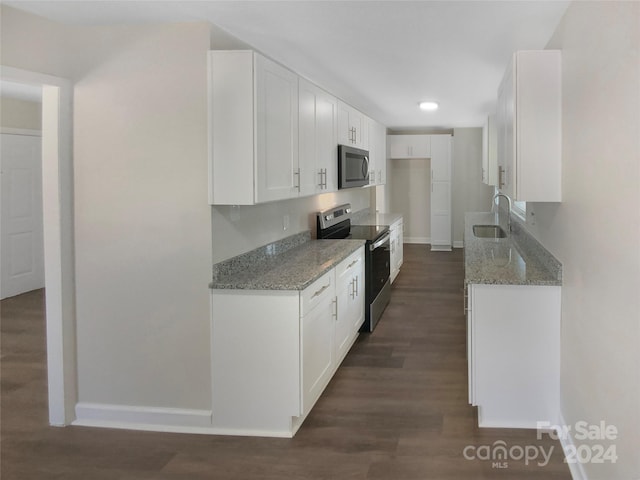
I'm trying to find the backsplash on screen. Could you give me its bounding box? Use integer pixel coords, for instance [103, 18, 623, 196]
[211, 188, 370, 263]
[509, 212, 563, 283]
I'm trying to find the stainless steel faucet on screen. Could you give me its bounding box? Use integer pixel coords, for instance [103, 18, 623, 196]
[492, 192, 512, 234]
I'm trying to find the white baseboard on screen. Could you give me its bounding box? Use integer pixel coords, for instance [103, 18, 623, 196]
[72, 402, 301, 437]
[453, 240, 464, 249]
[404, 237, 429, 244]
[74, 402, 213, 434]
[557, 411, 588, 480]
[431, 245, 452, 252]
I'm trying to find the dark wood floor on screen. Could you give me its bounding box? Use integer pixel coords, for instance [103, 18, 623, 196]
[1, 245, 571, 479]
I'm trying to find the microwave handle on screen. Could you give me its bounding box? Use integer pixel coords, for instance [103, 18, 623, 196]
[362, 156, 370, 180]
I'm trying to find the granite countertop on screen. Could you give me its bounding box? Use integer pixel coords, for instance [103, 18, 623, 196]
[211, 233, 365, 290]
[352, 209, 403, 227]
[464, 212, 562, 286]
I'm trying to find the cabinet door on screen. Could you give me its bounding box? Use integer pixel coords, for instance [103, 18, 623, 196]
[208, 50, 255, 205]
[431, 183, 451, 246]
[396, 221, 404, 270]
[497, 63, 515, 198]
[389, 135, 430, 159]
[335, 250, 364, 363]
[408, 135, 431, 158]
[357, 113, 369, 150]
[369, 120, 387, 186]
[472, 284, 560, 428]
[301, 293, 335, 415]
[299, 79, 337, 196]
[298, 79, 318, 196]
[390, 221, 403, 283]
[482, 113, 498, 186]
[255, 54, 299, 203]
[316, 89, 338, 192]
[337, 101, 352, 146]
[388, 135, 407, 159]
[430, 135, 452, 250]
[466, 285, 476, 405]
[430, 135, 451, 182]
[338, 101, 368, 150]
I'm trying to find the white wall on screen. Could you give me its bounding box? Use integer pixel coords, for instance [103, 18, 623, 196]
[452, 128, 494, 245]
[71, 23, 215, 410]
[0, 6, 72, 79]
[525, 2, 639, 478]
[389, 158, 430, 243]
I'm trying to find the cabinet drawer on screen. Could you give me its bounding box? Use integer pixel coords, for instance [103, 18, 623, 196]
[301, 270, 334, 316]
[336, 248, 363, 281]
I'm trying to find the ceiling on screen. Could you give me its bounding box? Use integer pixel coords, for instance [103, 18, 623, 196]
[4, 1, 570, 129]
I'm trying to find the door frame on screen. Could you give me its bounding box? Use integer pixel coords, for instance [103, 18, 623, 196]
[1, 66, 76, 425]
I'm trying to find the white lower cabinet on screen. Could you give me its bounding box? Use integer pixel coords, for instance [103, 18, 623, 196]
[301, 270, 336, 416]
[390, 218, 404, 283]
[466, 283, 560, 428]
[210, 246, 364, 437]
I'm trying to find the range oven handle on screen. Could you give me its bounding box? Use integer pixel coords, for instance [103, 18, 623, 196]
[370, 232, 391, 251]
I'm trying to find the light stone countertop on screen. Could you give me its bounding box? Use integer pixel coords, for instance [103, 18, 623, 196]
[464, 212, 562, 286]
[211, 234, 365, 290]
[352, 209, 403, 226]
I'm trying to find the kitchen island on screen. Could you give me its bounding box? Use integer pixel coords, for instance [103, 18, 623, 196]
[464, 212, 562, 429]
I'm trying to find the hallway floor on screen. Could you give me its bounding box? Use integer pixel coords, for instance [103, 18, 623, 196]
[1, 245, 571, 479]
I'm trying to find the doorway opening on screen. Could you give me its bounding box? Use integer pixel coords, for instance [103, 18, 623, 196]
[0, 66, 76, 426]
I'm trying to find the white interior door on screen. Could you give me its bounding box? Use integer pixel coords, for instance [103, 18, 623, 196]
[1, 132, 44, 299]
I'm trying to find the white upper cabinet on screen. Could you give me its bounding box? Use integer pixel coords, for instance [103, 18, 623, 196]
[298, 78, 338, 195]
[496, 50, 562, 202]
[482, 113, 498, 186]
[367, 119, 387, 186]
[389, 134, 431, 159]
[338, 101, 369, 150]
[209, 50, 299, 205]
[209, 50, 385, 204]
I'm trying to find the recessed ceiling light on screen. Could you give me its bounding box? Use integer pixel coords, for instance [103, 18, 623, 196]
[419, 101, 439, 111]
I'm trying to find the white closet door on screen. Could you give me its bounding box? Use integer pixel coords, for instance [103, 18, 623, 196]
[1, 133, 44, 299]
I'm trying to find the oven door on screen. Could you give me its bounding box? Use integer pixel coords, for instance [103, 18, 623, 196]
[369, 232, 391, 300]
[338, 145, 369, 189]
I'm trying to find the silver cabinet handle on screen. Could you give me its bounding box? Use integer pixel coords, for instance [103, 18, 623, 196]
[323, 168, 327, 189]
[294, 168, 300, 191]
[318, 169, 324, 188]
[332, 297, 338, 318]
[498, 166, 505, 189]
[312, 283, 330, 298]
[354, 275, 359, 297]
[464, 285, 469, 314]
[349, 279, 355, 299]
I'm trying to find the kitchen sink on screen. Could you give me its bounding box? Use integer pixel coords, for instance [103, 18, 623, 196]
[473, 224, 507, 239]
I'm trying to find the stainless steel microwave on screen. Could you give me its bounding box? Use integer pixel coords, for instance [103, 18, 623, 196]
[338, 145, 370, 189]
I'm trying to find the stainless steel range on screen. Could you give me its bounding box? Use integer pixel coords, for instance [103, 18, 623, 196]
[317, 204, 391, 332]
